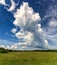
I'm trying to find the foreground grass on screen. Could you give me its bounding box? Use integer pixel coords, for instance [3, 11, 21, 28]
[0, 52, 57, 65]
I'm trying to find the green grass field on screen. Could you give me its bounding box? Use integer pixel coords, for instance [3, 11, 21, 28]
[0, 52, 57, 65]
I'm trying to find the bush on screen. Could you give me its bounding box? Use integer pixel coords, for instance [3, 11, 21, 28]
[0, 48, 9, 53]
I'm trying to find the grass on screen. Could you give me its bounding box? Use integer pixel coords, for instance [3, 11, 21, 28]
[0, 52, 57, 65]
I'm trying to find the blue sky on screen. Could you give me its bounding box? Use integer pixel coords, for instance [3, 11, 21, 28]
[0, 0, 57, 50]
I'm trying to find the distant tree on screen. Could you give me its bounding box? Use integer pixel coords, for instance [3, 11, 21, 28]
[0, 48, 9, 53]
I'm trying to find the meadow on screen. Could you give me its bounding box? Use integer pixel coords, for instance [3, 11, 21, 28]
[0, 52, 57, 65]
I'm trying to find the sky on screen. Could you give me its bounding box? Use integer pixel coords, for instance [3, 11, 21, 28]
[0, 0, 57, 50]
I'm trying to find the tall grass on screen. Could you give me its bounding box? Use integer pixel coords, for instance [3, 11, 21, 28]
[0, 52, 57, 65]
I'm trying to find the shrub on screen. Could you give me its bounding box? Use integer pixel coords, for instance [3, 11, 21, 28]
[0, 48, 9, 53]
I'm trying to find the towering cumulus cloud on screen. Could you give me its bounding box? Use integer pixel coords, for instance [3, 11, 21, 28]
[11, 2, 48, 49]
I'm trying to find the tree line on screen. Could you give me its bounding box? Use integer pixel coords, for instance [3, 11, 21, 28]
[0, 48, 57, 53]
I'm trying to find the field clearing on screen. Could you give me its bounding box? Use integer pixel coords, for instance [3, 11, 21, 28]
[0, 52, 57, 65]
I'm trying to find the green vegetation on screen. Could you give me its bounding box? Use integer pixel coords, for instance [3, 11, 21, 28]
[0, 50, 57, 65]
[0, 48, 57, 65]
[0, 48, 9, 53]
[0, 48, 57, 53]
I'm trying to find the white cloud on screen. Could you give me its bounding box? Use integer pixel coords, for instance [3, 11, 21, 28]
[15, 31, 34, 46]
[11, 28, 17, 33]
[44, 40, 48, 46]
[11, 2, 49, 50]
[0, 0, 7, 5]
[0, 39, 18, 49]
[0, 2, 49, 50]
[7, 0, 16, 12]
[10, 45, 17, 49]
[13, 2, 41, 27]
[0, 1, 49, 50]
[37, 24, 43, 32]
[0, 45, 6, 48]
[49, 19, 57, 28]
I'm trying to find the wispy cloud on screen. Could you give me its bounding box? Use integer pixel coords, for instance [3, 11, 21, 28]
[42, 3, 57, 46]
[7, 0, 16, 12]
[0, 0, 16, 12]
